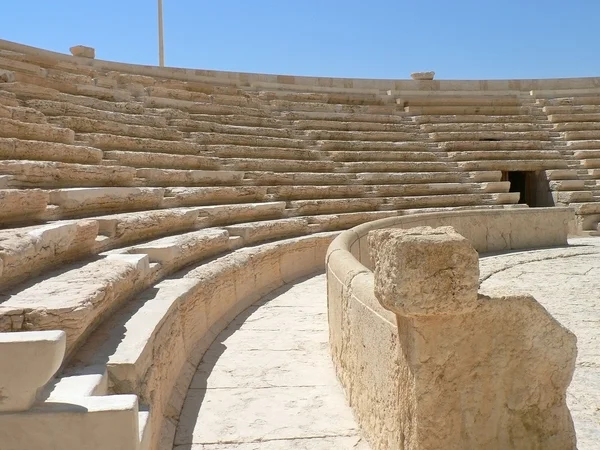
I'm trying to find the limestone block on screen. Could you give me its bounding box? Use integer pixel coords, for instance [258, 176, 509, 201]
[163, 186, 267, 207]
[136, 168, 244, 187]
[0, 188, 48, 224]
[411, 71, 435, 80]
[70, 45, 95, 58]
[362, 225, 577, 449]
[0, 253, 151, 356]
[126, 228, 230, 271]
[0, 395, 141, 450]
[0, 220, 99, 290]
[0, 69, 15, 83]
[0, 118, 74, 144]
[195, 201, 286, 226]
[0, 160, 136, 188]
[369, 226, 479, 316]
[0, 330, 65, 412]
[48, 187, 165, 216]
[0, 139, 103, 165]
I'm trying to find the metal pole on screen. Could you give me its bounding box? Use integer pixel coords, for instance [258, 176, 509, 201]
[158, 0, 165, 67]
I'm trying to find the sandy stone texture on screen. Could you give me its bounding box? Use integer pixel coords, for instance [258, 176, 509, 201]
[479, 237, 600, 450]
[174, 274, 369, 450]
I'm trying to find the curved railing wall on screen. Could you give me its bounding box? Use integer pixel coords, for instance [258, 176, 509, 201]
[2, 38, 600, 92]
[326, 207, 577, 450]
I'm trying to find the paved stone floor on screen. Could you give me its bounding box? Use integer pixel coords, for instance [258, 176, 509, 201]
[174, 237, 600, 450]
[173, 274, 370, 450]
[479, 237, 600, 450]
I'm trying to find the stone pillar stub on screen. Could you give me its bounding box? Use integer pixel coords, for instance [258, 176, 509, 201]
[368, 226, 479, 316]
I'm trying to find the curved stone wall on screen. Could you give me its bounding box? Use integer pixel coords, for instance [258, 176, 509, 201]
[3, 38, 600, 92]
[326, 207, 577, 449]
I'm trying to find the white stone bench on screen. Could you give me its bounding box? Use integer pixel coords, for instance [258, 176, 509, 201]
[0, 160, 136, 188]
[0, 137, 103, 164]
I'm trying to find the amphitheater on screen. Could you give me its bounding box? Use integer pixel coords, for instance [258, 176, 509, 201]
[0, 38, 598, 450]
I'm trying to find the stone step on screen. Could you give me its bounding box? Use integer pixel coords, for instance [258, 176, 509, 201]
[292, 119, 409, 132]
[566, 140, 600, 150]
[431, 131, 550, 142]
[0, 90, 19, 107]
[144, 85, 250, 107]
[118, 228, 231, 274]
[257, 89, 384, 106]
[467, 171, 504, 182]
[94, 208, 201, 252]
[135, 168, 244, 187]
[0, 220, 98, 290]
[338, 161, 457, 172]
[169, 119, 292, 138]
[243, 171, 466, 186]
[458, 159, 568, 171]
[0, 137, 103, 164]
[2, 82, 146, 114]
[77, 133, 201, 155]
[318, 140, 425, 151]
[221, 157, 335, 173]
[406, 105, 528, 115]
[0, 252, 152, 358]
[548, 180, 586, 191]
[210, 145, 322, 161]
[306, 210, 400, 231]
[401, 96, 521, 107]
[305, 129, 420, 142]
[563, 130, 600, 141]
[545, 169, 579, 180]
[103, 150, 220, 171]
[46, 187, 165, 219]
[143, 96, 269, 118]
[266, 182, 496, 201]
[421, 122, 540, 133]
[190, 131, 307, 149]
[0, 117, 74, 144]
[544, 105, 600, 115]
[548, 113, 600, 123]
[188, 113, 283, 129]
[268, 99, 402, 115]
[581, 159, 600, 169]
[440, 140, 547, 151]
[569, 202, 600, 214]
[25, 99, 168, 127]
[288, 193, 518, 216]
[65, 231, 337, 450]
[48, 116, 183, 141]
[280, 110, 407, 124]
[552, 191, 594, 203]
[553, 121, 600, 132]
[224, 218, 310, 245]
[542, 96, 600, 106]
[415, 114, 535, 124]
[0, 160, 136, 188]
[0, 103, 47, 123]
[161, 187, 267, 208]
[193, 201, 287, 226]
[448, 150, 562, 161]
[0, 189, 49, 225]
[531, 88, 600, 99]
[325, 150, 444, 162]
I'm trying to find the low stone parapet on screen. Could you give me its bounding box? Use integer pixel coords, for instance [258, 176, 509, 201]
[327, 207, 577, 450]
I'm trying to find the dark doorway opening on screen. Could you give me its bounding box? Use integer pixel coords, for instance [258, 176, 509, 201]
[501, 171, 553, 207]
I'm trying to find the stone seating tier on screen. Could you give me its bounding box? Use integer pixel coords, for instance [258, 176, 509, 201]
[1, 38, 600, 449]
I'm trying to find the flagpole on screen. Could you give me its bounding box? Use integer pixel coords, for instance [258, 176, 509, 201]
[158, 0, 165, 67]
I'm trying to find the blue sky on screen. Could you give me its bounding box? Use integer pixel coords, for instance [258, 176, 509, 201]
[1, 1, 597, 80]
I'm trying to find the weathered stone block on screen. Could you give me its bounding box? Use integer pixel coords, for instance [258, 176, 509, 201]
[368, 226, 479, 316]
[70, 45, 95, 58]
[410, 71, 435, 80]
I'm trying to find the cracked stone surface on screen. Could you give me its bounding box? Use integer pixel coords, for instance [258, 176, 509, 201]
[173, 274, 369, 450]
[479, 237, 600, 450]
